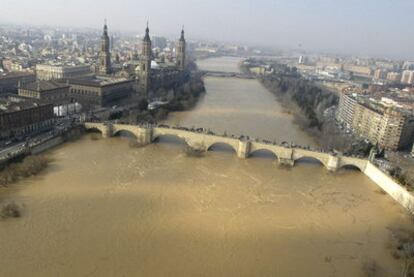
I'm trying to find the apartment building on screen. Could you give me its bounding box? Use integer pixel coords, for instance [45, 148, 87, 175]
[336, 93, 414, 150]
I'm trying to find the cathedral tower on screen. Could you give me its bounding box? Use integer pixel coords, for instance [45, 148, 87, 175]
[176, 27, 186, 71]
[140, 23, 152, 96]
[98, 20, 111, 75]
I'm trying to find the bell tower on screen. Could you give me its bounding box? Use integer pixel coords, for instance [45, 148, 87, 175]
[140, 22, 152, 96]
[176, 27, 186, 71]
[98, 19, 111, 75]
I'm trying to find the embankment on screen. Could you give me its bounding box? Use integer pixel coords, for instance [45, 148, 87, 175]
[364, 162, 414, 211]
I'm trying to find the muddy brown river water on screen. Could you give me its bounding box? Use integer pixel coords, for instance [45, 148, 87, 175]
[0, 57, 410, 276]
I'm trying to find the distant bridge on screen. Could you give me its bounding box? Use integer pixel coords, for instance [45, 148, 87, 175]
[84, 122, 368, 172]
[200, 70, 254, 79]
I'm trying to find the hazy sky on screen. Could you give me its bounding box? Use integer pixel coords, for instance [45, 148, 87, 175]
[2, 0, 414, 59]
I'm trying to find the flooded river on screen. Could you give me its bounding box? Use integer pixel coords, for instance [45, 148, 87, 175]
[0, 57, 410, 276]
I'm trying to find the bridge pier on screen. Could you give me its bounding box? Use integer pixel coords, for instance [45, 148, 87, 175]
[278, 148, 294, 167]
[101, 124, 113, 138]
[186, 139, 207, 152]
[137, 127, 153, 145]
[279, 158, 295, 166]
[326, 155, 340, 172]
[237, 141, 251, 159]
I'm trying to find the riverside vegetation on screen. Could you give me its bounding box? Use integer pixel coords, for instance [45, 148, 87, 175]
[0, 202, 20, 219]
[0, 155, 51, 187]
[0, 155, 51, 219]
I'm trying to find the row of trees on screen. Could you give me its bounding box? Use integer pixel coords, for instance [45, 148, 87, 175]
[261, 73, 338, 129]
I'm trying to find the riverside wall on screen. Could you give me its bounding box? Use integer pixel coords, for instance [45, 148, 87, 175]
[364, 162, 414, 211]
[31, 136, 64, 155]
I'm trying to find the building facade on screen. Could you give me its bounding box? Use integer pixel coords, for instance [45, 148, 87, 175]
[18, 81, 70, 104]
[36, 64, 91, 81]
[336, 92, 414, 150]
[374, 69, 387, 80]
[336, 92, 358, 128]
[401, 70, 414, 85]
[386, 72, 402, 83]
[0, 95, 55, 139]
[65, 76, 133, 108]
[377, 108, 414, 150]
[0, 72, 36, 93]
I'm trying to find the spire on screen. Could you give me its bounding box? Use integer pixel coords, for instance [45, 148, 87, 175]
[177, 25, 186, 71]
[103, 19, 108, 36]
[180, 26, 185, 41]
[144, 21, 151, 42]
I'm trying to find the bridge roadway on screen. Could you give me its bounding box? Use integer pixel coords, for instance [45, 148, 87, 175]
[84, 122, 368, 172]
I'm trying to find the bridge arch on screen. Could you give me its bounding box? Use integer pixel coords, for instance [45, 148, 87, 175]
[249, 149, 278, 160]
[294, 156, 326, 167]
[113, 129, 138, 140]
[85, 127, 104, 135]
[338, 164, 364, 172]
[152, 134, 189, 147]
[207, 142, 237, 153]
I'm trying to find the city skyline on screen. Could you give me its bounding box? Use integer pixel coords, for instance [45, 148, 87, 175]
[1, 0, 414, 60]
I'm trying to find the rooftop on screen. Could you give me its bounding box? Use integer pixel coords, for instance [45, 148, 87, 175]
[346, 90, 414, 117]
[0, 94, 48, 114]
[20, 80, 70, 92]
[35, 63, 91, 69]
[65, 75, 132, 87]
[0, 71, 35, 80]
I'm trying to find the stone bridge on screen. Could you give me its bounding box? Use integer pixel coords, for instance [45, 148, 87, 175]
[84, 122, 368, 172]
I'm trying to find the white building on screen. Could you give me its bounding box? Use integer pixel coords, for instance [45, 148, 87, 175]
[401, 70, 414, 85]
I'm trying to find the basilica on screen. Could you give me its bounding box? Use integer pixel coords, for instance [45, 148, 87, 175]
[97, 21, 188, 99]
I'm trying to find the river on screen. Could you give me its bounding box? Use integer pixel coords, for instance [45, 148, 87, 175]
[0, 57, 410, 277]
